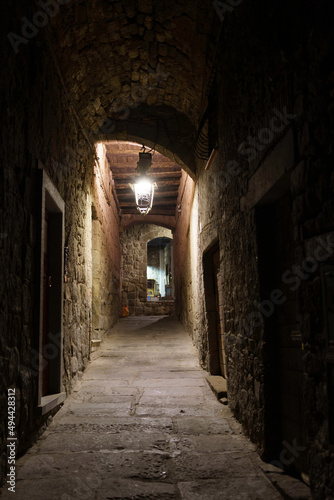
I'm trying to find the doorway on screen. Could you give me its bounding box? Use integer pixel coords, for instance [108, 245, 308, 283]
[42, 208, 51, 396]
[203, 243, 227, 378]
[256, 193, 308, 476]
[147, 237, 173, 300]
[37, 170, 66, 413]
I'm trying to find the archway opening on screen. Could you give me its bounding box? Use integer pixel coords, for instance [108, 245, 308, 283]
[147, 237, 174, 301]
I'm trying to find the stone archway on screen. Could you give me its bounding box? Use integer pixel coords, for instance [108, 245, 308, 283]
[121, 224, 174, 316]
[50, 1, 221, 131]
[96, 105, 198, 178]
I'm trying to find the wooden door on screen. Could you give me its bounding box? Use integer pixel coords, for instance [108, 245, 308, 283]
[213, 249, 226, 378]
[42, 209, 50, 396]
[274, 195, 307, 475]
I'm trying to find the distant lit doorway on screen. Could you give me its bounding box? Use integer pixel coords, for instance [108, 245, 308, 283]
[147, 237, 174, 301]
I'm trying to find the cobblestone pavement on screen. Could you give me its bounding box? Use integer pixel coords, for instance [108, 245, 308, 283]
[1, 316, 284, 499]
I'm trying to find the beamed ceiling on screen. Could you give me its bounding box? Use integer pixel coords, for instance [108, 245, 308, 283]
[106, 142, 182, 217]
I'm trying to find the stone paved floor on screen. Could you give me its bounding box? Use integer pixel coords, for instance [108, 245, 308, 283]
[1, 316, 283, 500]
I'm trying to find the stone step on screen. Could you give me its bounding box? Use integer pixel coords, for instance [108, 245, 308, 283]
[260, 463, 312, 500]
[90, 339, 102, 360]
[206, 375, 228, 400]
[91, 338, 102, 351]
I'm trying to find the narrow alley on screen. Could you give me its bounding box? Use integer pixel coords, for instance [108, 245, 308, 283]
[1, 316, 291, 500]
[2, 1, 334, 498]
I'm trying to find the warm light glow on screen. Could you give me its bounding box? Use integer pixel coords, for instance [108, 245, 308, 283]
[134, 177, 154, 215]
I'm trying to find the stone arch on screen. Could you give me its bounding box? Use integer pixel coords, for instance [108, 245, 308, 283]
[122, 223, 173, 248]
[52, 1, 220, 126]
[122, 218, 175, 231]
[121, 224, 174, 315]
[49, 1, 222, 181]
[94, 104, 198, 178]
[143, 225, 173, 243]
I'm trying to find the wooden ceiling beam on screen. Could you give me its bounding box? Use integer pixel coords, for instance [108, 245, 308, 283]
[116, 186, 179, 195]
[119, 199, 177, 207]
[115, 179, 181, 188]
[121, 211, 176, 216]
[104, 143, 182, 216]
[117, 189, 178, 197]
[109, 166, 181, 174]
[113, 172, 182, 180]
[106, 153, 178, 163]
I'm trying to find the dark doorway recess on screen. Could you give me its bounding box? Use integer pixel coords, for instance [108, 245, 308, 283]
[36, 170, 66, 414]
[256, 193, 308, 478]
[41, 193, 63, 397]
[42, 208, 51, 396]
[320, 265, 334, 448]
[203, 242, 227, 378]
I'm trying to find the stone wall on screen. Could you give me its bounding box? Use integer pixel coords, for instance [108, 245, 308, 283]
[217, 5, 333, 497]
[49, 0, 221, 173]
[0, 5, 121, 483]
[175, 1, 334, 497]
[173, 172, 199, 341]
[1, 0, 333, 497]
[91, 144, 121, 341]
[121, 224, 174, 316]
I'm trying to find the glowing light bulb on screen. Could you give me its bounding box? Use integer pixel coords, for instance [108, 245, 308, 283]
[134, 176, 154, 215]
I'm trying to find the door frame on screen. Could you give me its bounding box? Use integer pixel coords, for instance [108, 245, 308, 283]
[203, 239, 226, 377]
[36, 168, 66, 414]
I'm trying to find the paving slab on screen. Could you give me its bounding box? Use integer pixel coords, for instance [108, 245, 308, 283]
[49, 416, 175, 434]
[37, 431, 175, 453]
[96, 478, 178, 499]
[172, 434, 250, 452]
[142, 386, 206, 397]
[1, 315, 297, 499]
[174, 416, 233, 435]
[134, 404, 225, 417]
[134, 377, 207, 387]
[178, 478, 281, 500]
